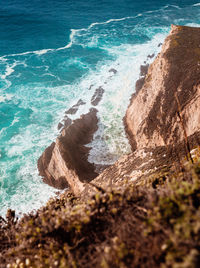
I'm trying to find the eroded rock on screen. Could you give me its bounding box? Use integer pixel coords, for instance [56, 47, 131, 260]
[125, 25, 200, 151]
[91, 86, 105, 106]
[39, 25, 200, 197]
[65, 99, 86, 115]
[38, 108, 99, 194]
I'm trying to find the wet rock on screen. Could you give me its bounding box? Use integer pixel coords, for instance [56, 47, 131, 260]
[134, 64, 149, 94]
[109, 68, 117, 74]
[64, 116, 72, 128]
[89, 84, 94, 90]
[57, 122, 64, 130]
[91, 87, 105, 106]
[147, 53, 155, 59]
[65, 99, 86, 115]
[135, 77, 145, 93]
[140, 64, 149, 77]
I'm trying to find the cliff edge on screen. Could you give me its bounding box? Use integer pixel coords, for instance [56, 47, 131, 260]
[125, 25, 200, 151]
[86, 25, 200, 195]
[38, 25, 200, 196]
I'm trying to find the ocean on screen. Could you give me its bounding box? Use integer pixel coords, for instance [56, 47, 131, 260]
[0, 0, 200, 217]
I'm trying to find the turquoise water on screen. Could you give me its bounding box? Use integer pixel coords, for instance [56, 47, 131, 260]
[0, 0, 200, 216]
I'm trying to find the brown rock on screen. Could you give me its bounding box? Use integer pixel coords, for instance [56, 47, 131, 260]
[140, 64, 149, 77]
[38, 108, 99, 194]
[135, 77, 145, 93]
[125, 25, 200, 151]
[82, 131, 200, 198]
[39, 25, 200, 197]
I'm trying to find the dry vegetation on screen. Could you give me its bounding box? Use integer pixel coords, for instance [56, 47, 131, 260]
[0, 148, 200, 268]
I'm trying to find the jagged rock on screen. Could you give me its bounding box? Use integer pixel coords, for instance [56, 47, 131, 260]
[84, 25, 200, 197]
[135, 64, 150, 93]
[125, 25, 200, 151]
[57, 122, 64, 130]
[38, 108, 98, 194]
[91, 86, 105, 106]
[135, 77, 145, 93]
[140, 64, 149, 77]
[147, 53, 155, 59]
[65, 99, 86, 115]
[39, 25, 200, 197]
[63, 116, 72, 128]
[109, 68, 117, 74]
[83, 131, 200, 197]
[89, 84, 94, 90]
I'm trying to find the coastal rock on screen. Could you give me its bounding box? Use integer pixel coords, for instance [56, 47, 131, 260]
[135, 64, 149, 93]
[39, 25, 200, 196]
[38, 108, 98, 194]
[83, 25, 200, 197]
[65, 99, 86, 115]
[91, 86, 105, 106]
[109, 68, 117, 74]
[83, 131, 200, 197]
[125, 25, 200, 151]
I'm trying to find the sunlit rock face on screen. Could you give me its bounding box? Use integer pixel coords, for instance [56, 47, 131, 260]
[125, 25, 200, 151]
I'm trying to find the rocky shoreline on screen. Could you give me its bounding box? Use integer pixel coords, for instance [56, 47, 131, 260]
[38, 25, 200, 196]
[1, 24, 200, 268]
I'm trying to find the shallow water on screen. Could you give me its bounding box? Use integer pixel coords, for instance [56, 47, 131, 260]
[0, 0, 200, 216]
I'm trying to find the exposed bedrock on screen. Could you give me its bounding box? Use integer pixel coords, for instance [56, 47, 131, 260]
[85, 131, 200, 197]
[84, 25, 200, 197]
[38, 108, 98, 195]
[125, 25, 200, 151]
[38, 25, 200, 196]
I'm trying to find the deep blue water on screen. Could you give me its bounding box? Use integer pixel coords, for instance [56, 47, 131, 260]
[0, 0, 200, 216]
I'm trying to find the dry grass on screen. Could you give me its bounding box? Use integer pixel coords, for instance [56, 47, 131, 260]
[0, 149, 200, 268]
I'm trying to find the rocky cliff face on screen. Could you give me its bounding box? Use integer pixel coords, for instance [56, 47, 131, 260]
[38, 108, 98, 195]
[125, 25, 200, 151]
[38, 25, 200, 196]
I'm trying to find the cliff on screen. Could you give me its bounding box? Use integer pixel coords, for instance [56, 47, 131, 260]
[38, 25, 200, 196]
[1, 25, 200, 268]
[125, 25, 200, 151]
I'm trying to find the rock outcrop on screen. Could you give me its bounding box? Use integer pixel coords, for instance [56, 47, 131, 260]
[38, 25, 200, 196]
[89, 25, 200, 195]
[125, 25, 200, 151]
[38, 108, 98, 195]
[85, 131, 200, 197]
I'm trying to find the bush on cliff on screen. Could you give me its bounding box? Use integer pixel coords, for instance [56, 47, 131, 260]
[0, 149, 200, 268]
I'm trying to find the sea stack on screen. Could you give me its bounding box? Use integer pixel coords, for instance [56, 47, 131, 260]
[38, 108, 98, 195]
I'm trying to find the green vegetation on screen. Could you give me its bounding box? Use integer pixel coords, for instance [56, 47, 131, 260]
[0, 148, 200, 268]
